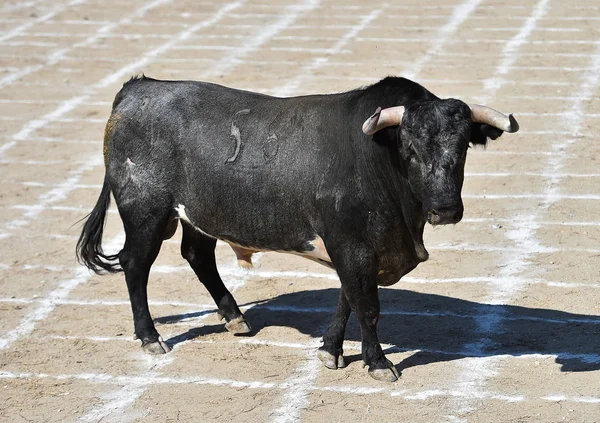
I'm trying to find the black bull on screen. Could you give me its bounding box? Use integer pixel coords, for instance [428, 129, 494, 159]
[77, 75, 519, 382]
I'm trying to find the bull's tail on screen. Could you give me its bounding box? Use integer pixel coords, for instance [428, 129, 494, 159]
[76, 174, 122, 274]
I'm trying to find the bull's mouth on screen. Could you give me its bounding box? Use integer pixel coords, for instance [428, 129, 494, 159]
[426, 208, 463, 226]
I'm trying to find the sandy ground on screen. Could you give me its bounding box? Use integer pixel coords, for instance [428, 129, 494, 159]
[0, 0, 599, 422]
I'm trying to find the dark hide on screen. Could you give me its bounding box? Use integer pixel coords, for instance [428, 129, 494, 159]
[76, 75, 516, 381]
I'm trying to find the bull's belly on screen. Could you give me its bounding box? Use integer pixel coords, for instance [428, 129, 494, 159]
[227, 239, 333, 269]
[175, 203, 332, 269]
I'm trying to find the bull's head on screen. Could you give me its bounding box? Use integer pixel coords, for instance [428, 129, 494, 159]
[362, 99, 519, 226]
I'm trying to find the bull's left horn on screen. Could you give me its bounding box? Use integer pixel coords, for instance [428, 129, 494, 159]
[362, 106, 405, 135]
[469, 104, 519, 133]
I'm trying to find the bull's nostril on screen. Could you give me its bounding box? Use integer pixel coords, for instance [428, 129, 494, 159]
[427, 210, 440, 225]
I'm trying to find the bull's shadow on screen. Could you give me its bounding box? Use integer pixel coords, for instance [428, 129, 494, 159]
[159, 288, 600, 372]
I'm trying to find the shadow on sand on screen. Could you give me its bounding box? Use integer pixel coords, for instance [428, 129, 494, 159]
[157, 288, 600, 372]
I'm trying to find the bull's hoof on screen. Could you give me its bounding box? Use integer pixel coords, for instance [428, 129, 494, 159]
[317, 348, 346, 369]
[368, 360, 400, 382]
[142, 336, 171, 354]
[225, 316, 251, 335]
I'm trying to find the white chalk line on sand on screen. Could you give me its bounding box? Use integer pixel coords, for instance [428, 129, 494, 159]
[0, 370, 598, 404]
[0, 233, 124, 351]
[3, 295, 599, 328]
[0, 0, 88, 43]
[199, 0, 320, 80]
[38, 334, 600, 365]
[3, 155, 103, 230]
[275, 7, 382, 97]
[0, 0, 172, 91]
[405, 0, 480, 80]
[10, 167, 600, 188]
[2, 262, 598, 290]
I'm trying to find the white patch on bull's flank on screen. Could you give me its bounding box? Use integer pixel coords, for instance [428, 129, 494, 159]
[174, 204, 216, 239]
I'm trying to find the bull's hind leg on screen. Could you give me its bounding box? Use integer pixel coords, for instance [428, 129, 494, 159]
[119, 213, 172, 354]
[318, 288, 350, 369]
[180, 222, 250, 334]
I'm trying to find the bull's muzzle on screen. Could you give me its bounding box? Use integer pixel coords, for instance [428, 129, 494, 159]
[426, 205, 464, 226]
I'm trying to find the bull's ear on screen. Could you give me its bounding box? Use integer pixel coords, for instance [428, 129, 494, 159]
[470, 123, 504, 146]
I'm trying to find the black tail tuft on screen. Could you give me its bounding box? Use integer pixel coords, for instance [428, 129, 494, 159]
[76, 175, 122, 274]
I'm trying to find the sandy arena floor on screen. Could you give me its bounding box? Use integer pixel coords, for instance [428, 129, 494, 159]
[0, 0, 599, 422]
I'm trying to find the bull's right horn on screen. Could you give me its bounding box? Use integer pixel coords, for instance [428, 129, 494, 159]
[469, 104, 520, 133]
[362, 106, 405, 135]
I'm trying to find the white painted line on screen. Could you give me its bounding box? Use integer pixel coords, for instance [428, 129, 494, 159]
[95, 2, 246, 90]
[465, 172, 600, 178]
[200, 0, 320, 79]
[462, 193, 600, 200]
[461, 217, 600, 227]
[40, 334, 600, 366]
[4, 155, 103, 230]
[4, 291, 597, 332]
[1, 1, 41, 12]
[545, 38, 600, 195]
[0, 116, 105, 123]
[0, 0, 88, 42]
[541, 395, 600, 404]
[80, 354, 174, 422]
[276, 8, 383, 97]
[2, 263, 598, 290]
[7, 204, 119, 215]
[0, 0, 172, 91]
[270, 356, 322, 423]
[1, 370, 599, 403]
[0, 233, 123, 350]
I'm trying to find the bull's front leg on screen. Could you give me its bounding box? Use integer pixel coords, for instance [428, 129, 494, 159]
[327, 247, 400, 382]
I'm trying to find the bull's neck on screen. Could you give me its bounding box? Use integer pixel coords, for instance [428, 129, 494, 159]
[355, 130, 429, 262]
